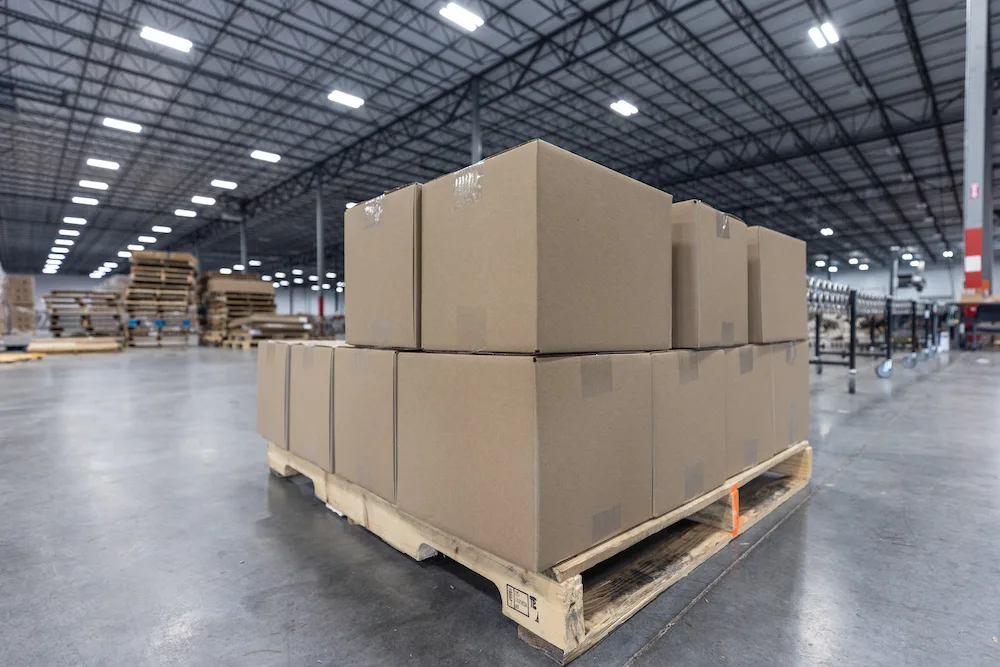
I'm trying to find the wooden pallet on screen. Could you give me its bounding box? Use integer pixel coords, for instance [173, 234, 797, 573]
[267, 440, 812, 664]
[0, 352, 45, 363]
[27, 337, 123, 354]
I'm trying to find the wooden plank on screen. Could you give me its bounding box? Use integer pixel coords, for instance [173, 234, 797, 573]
[0, 352, 45, 363]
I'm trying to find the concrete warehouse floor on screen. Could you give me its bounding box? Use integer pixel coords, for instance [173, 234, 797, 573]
[0, 348, 997, 666]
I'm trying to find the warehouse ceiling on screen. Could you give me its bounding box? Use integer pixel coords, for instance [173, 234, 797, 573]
[0, 0, 997, 279]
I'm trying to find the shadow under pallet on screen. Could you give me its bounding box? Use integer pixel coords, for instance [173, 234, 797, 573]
[267, 440, 811, 664]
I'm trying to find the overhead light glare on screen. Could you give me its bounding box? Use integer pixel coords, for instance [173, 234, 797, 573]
[104, 262, 118, 268]
[943, 249, 954, 258]
[248, 260, 261, 267]
[46, 259, 62, 265]
[293, 278, 304, 284]
[140, 26, 193, 52]
[910, 260, 920, 268]
[291, 269, 303, 275]
[610, 100, 639, 117]
[901, 252, 913, 260]
[328, 90, 365, 108]
[250, 149, 281, 163]
[102, 117, 142, 133]
[336, 286, 344, 293]
[43, 268, 58, 274]
[848, 257, 859, 265]
[262, 275, 272, 282]
[72, 196, 99, 205]
[820, 22, 840, 45]
[858, 263, 870, 270]
[345, 202, 357, 209]
[79, 180, 108, 190]
[48, 254, 64, 260]
[828, 265, 839, 273]
[311, 285, 319, 291]
[439, 2, 485, 31]
[63, 217, 87, 225]
[219, 268, 232, 275]
[820, 227, 834, 236]
[138, 236, 156, 243]
[279, 280, 290, 287]
[322, 283, 331, 289]
[58, 229, 80, 237]
[326, 272, 337, 278]
[50, 247, 70, 254]
[274, 272, 286, 279]
[86, 158, 120, 170]
[174, 209, 197, 218]
[118, 251, 132, 258]
[55, 239, 74, 246]
[808, 26, 827, 48]
[211, 179, 238, 190]
[273, 282, 280, 288]
[309, 275, 318, 281]
[151, 226, 172, 233]
[127, 244, 144, 251]
[233, 264, 245, 271]
[815, 259, 826, 268]
[191, 195, 216, 206]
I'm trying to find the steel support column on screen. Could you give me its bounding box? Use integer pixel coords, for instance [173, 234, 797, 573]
[239, 221, 247, 273]
[963, 0, 994, 292]
[470, 78, 482, 164]
[316, 173, 324, 319]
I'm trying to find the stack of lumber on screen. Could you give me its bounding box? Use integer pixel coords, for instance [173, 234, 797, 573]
[43, 290, 123, 338]
[124, 250, 197, 347]
[223, 314, 312, 349]
[198, 273, 276, 345]
[27, 337, 123, 354]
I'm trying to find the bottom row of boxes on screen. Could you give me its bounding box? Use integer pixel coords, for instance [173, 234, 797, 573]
[257, 340, 808, 573]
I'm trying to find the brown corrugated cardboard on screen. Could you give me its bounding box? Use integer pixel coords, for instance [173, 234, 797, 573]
[204, 276, 274, 294]
[4, 275, 34, 305]
[288, 342, 338, 472]
[9, 307, 35, 333]
[334, 347, 397, 502]
[651, 350, 727, 516]
[397, 351, 653, 572]
[747, 227, 807, 343]
[724, 345, 775, 477]
[771, 340, 809, 452]
[672, 201, 748, 349]
[421, 140, 673, 354]
[256, 341, 291, 449]
[346, 184, 421, 348]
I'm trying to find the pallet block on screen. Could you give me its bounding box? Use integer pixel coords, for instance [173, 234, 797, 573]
[267, 440, 811, 664]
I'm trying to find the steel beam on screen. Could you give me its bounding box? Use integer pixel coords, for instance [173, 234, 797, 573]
[963, 0, 994, 292]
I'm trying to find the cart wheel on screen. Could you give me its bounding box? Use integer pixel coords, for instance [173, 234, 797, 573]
[902, 354, 917, 369]
[875, 359, 893, 378]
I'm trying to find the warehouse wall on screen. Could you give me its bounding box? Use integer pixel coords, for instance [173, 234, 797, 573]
[809, 264, 963, 301]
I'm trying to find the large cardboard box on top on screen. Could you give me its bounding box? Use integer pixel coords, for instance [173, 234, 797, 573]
[3, 275, 34, 305]
[288, 342, 341, 473]
[771, 340, 809, 452]
[747, 227, 807, 343]
[257, 341, 292, 449]
[672, 201, 748, 349]
[421, 140, 673, 354]
[397, 351, 653, 572]
[334, 347, 397, 502]
[651, 350, 727, 516]
[346, 184, 421, 349]
[724, 345, 775, 477]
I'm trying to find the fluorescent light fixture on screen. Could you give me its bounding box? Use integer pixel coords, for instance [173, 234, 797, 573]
[127, 244, 144, 251]
[90, 273, 102, 279]
[261, 275, 272, 282]
[151, 226, 172, 234]
[291, 269, 303, 275]
[219, 268, 232, 275]
[273, 282, 280, 288]
[820, 22, 840, 44]
[859, 263, 869, 271]
[808, 26, 827, 48]
[250, 149, 281, 163]
[336, 286, 344, 293]
[322, 283, 331, 289]
[138, 236, 156, 243]
[326, 272, 337, 278]
[50, 247, 69, 254]
[72, 196, 99, 205]
[233, 264, 245, 271]
[102, 117, 142, 133]
[48, 254, 64, 260]
[211, 179, 237, 190]
[901, 252, 913, 260]
[118, 250, 132, 258]
[309, 275, 318, 281]
[815, 259, 826, 267]
[439, 2, 484, 31]
[191, 195, 216, 206]
[46, 259, 62, 265]
[943, 249, 954, 258]
[279, 280, 290, 287]
[43, 268, 58, 274]
[248, 260, 261, 267]
[910, 260, 920, 267]
[54, 239, 74, 246]
[328, 90, 365, 108]
[345, 202, 357, 209]
[79, 180, 108, 190]
[58, 229, 80, 237]
[86, 158, 119, 170]
[174, 209, 197, 218]
[848, 257, 859, 265]
[610, 100, 639, 117]
[336, 281, 345, 287]
[104, 262, 118, 268]
[274, 272, 286, 279]
[820, 227, 834, 236]
[311, 285, 319, 291]
[828, 265, 839, 273]
[63, 217, 87, 225]
[140, 26, 193, 53]
[293, 277, 304, 284]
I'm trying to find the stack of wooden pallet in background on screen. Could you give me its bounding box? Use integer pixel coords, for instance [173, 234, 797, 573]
[124, 250, 197, 347]
[197, 273, 276, 345]
[223, 314, 312, 349]
[43, 290, 123, 339]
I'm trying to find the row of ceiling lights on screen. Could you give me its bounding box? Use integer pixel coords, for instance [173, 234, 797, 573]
[216, 264, 346, 292]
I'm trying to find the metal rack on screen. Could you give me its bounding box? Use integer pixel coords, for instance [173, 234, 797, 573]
[807, 278, 942, 394]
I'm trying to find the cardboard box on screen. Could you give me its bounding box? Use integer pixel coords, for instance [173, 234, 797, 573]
[345, 184, 421, 349]
[4, 275, 34, 305]
[747, 227, 807, 343]
[771, 340, 809, 452]
[651, 350, 727, 516]
[205, 276, 274, 295]
[288, 342, 338, 473]
[9, 306, 35, 333]
[672, 201, 748, 349]
[334, 347, 397, 502]
[724, 345, 775, 477]
[397, 351, 653, 572]
[257, 341, 291, 449]
[421, 140, 673, 354]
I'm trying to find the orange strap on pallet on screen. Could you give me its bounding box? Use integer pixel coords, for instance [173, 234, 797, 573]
[729, 485, 740, 537]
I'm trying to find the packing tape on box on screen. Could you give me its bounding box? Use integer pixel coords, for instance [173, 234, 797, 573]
[592, 503, 622, 542]
[743, 438, 758, 468]
[721, 322, 735, 346]
[456, 306, 487, 351]
[684, 460, 705, 501]
[363, 194, 384, 227]
[786, 341, 797, 363]
[454, 163, 483, 208]
[581, 355, 613, 398]
[739, 347, 754, 374]
[715, 211, 731, 239]
[679, 353, 700, 384]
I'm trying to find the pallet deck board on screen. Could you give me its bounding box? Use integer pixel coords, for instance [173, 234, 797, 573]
[266, 440, 811, 663]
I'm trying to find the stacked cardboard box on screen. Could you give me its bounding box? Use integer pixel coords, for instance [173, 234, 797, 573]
[125, 250, 197, 347]
[198, 273, 276, 344]
[258, 140, 808, 573]
[2, 274, 36, 335]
